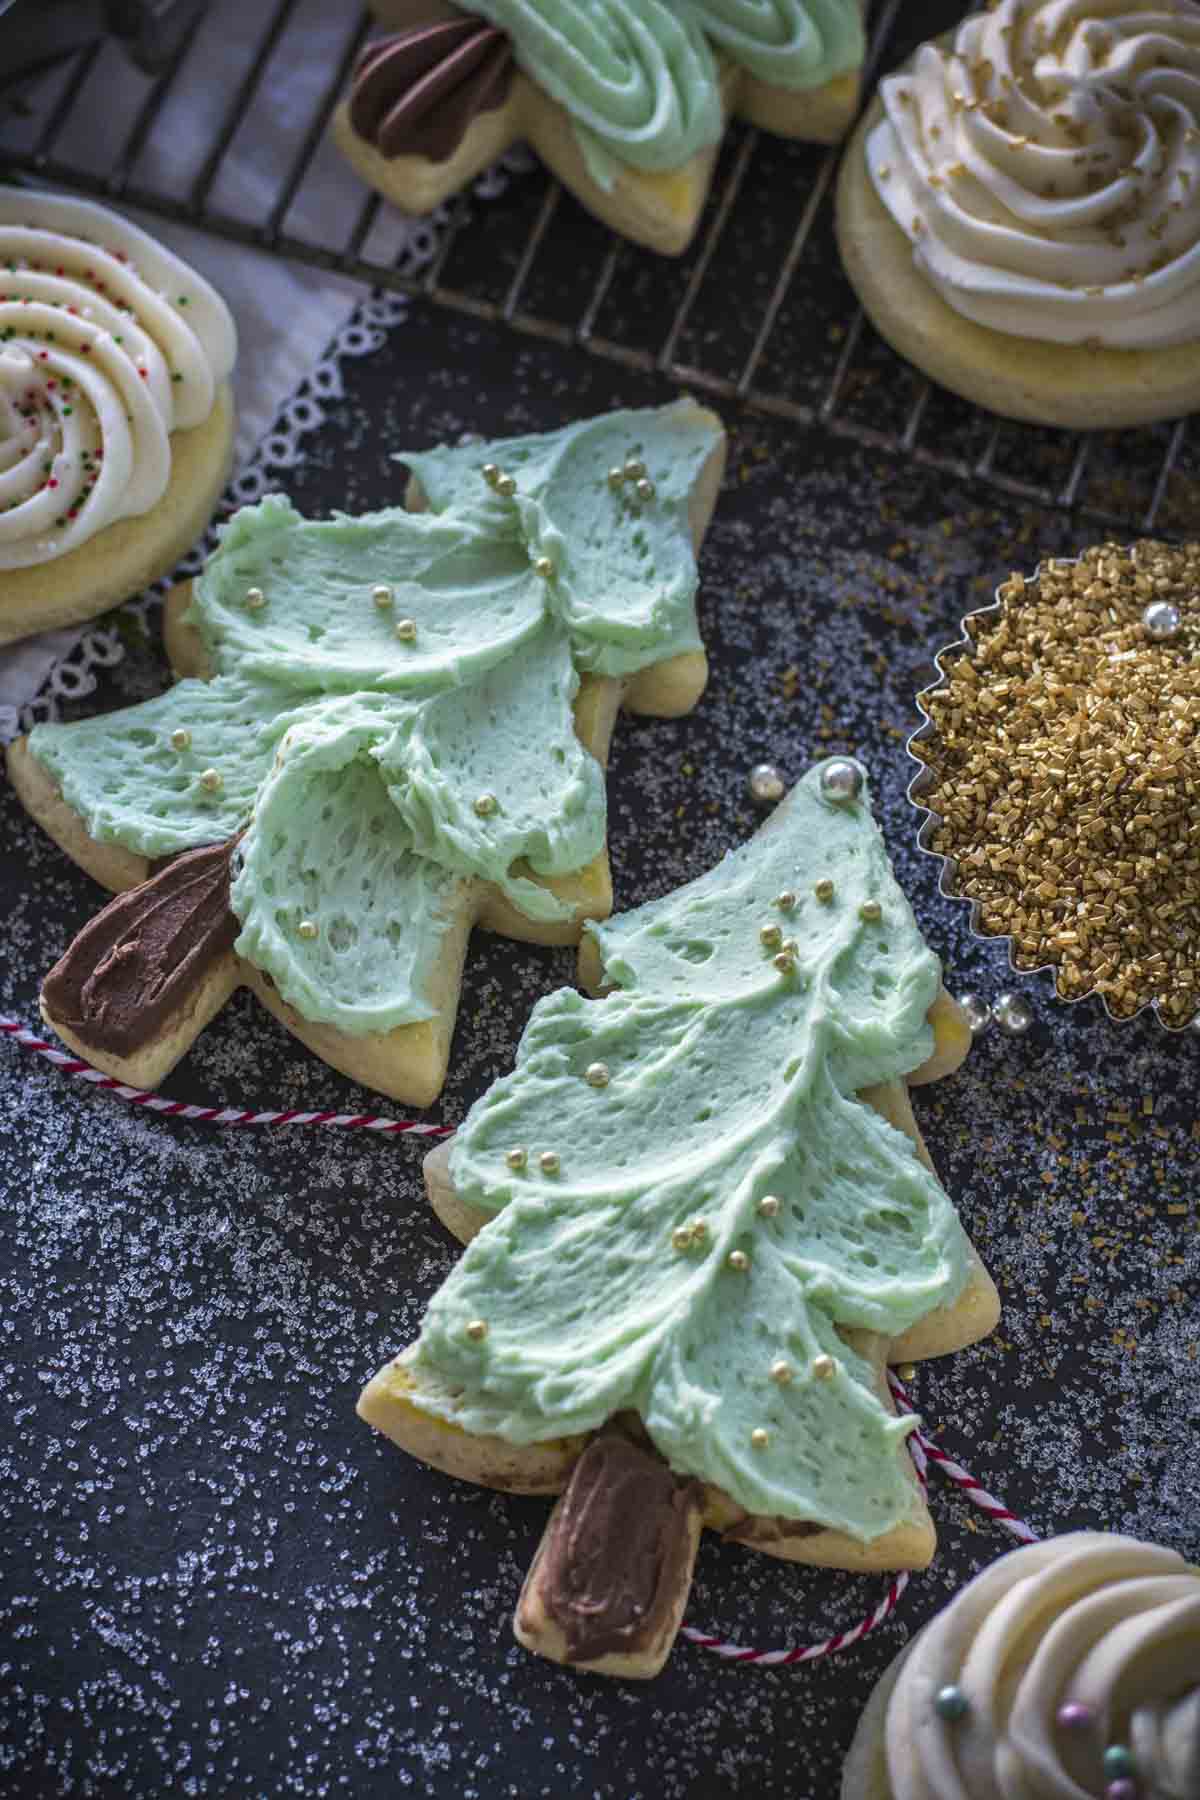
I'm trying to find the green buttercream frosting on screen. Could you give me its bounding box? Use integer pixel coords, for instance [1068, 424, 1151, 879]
[406, 761, 971, 1539]
[458, 0, 723, 188]
[457, 0, 863, 189]
[682, 0, 863, 90]
[27, 401, 721, 1038]
[26, 673, 298, 857]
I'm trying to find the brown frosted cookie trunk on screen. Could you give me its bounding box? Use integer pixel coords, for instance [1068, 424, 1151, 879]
[42, 839, 240, 1059]
[515, 1432, 704, 1678]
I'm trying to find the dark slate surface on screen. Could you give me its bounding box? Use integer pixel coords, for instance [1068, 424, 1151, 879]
[1, 297, 1199, 1799]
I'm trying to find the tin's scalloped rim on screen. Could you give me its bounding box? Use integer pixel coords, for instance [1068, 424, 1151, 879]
[904, 558, 1198, 1036]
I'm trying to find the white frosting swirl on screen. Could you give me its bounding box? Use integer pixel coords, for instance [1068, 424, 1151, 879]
[866, 0, 1200, 349]
[879, 1532, 1200, 1800]
[0, 189, 236, 569]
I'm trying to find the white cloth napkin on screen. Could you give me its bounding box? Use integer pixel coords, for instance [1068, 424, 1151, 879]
[0, 0, 436, 733]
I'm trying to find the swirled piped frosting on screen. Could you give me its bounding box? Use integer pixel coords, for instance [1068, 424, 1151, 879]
[685, 0, 863, 91]
[379, 2, 863, 189]
[866, 0, 1200, 349]
[458, 0, 723, 188]
[349, 21, 515, 162]
[877, 1532, 1200, 1800]
[0, 188, 236, 570]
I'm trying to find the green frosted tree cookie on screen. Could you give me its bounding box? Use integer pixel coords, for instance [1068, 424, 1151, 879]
[358, 760, 1000, 1677]
[15, 400, 727, 1103]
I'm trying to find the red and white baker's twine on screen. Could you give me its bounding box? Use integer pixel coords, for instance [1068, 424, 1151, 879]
[0, 1015, 452, 1137]
[3, 1012, 1036, 1667]
[678, 1375, 1036, 1667]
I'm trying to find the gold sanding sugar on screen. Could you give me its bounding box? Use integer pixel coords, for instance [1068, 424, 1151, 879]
[912, 539, 1200, 1025]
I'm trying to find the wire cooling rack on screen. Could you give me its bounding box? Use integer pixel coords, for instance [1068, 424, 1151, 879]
[2, 0, 1195, 536]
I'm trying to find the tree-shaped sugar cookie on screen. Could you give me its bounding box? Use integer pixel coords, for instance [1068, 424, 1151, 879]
[334, 0, 867, 256]
[7, 401, 726, 1104]
[359, 759, 1000, 1678]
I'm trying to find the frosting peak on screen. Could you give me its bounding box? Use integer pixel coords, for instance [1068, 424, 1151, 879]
[866, 0, 1200, 349]
[0, 188, 236, 568]
[350, 22, 514, 162]
[878, 1532, 1200, 1800]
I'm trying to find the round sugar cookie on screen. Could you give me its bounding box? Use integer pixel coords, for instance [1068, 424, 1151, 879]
[0, 384, 235, 647]
[834, 3, 1200, 432]
[0, 187, 237, 646]
[840, 1532, 1200, 1799]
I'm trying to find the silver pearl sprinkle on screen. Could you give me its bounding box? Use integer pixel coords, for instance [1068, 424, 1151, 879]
[394, 618, 418, 642]
[994, 992, 1033, 1035]
[244, 586, 266, 610]
[585, 1062, 610, 1088]
[635, 478, 655, 502]
[539, 1151, 560, 1175]
[473, 792, 498, 817]
[297, 919, 319, 941]
[198, 768, 223, 794]
[748, 763, 785, 807]
[623, 457, 646, 481]
[170, 728, 191, 751]
[372, 583, 394, 608]
[820, 758, 864, 803]
[1143, 599, 1181, 640]
[959, 993, 992, 1035]
[607, 466, 625, 489]
[495, 473, 517, 498]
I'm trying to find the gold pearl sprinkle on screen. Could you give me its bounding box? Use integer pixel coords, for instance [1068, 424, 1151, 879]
[759, 923, 783, 950]
[815, 878, 835, 903]
[635, 478, 655, 502]
[671, 1225, 693, 1251]
[505, 1147, 527, 1171]
[244, 586, 266, 610]
[394, 618, 418, 642]
[758, 1194, 781, 1219]
[170, 728, 191, 751]
[859, 900, 882, 922]
[297, 919, 319, 940]
[773, 952, 795, 975]
[474, 792, 498, 817]
[691, 1219, 708, 1243]
[585, 1062, 610, 1088]
[533, 556, 554, 579]
[812, 1354, 836, 1380]
[623, 457, 645, 481]
[750, 1427, 770, 1450]
[607, 466, 624, 489]
[775, 890, 797, 911]
[770, 1358, 793, 1385]
[465, 1319, 489, 1342]
[896, 1363, 917, 1383]
[495, 473, 517, 498]
[199, 768, 223, 793]
[481, 463, 500, 487]
[372, 583, 394, 608]
[728, 1250, 750, 1272]
[539, 1151, 560, 1175]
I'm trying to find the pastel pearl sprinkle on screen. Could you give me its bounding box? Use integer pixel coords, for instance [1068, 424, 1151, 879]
[933, 1685, 969, 1722]
[1056, 1702, 1094, 1732]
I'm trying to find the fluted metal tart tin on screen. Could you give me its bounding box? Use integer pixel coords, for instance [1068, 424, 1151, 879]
[905, 555, 1197, 1036]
